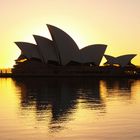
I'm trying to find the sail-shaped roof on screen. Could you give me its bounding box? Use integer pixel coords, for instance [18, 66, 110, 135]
[80, 44, 107, 65]
[15, 24, 109, 66]
[33, 35, 58, 63]
[104, 54, 136, 67]
[15, 42, 41, 60]
[47, 24, 80, 65]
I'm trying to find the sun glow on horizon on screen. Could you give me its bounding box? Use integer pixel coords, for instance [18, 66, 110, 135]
[0, 0, 140, 68]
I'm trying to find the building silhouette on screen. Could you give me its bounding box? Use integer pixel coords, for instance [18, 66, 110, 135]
[104, 54, 136, 67]
[12, 24, 137, 76]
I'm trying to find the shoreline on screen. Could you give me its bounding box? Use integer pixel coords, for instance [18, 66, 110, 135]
[1, 73, 140, 79]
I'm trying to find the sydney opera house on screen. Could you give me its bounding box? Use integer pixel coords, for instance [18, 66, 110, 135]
[12, 24, 137, 76]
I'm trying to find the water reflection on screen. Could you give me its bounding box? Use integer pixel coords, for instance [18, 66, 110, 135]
[101, 78, 135, 100]
[12, 78, 134, 131]
[104, 78, 134, 91]
[1, 78, 140, 139]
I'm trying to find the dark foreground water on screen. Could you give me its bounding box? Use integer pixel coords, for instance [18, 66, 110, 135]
[0, 78, 140, 140]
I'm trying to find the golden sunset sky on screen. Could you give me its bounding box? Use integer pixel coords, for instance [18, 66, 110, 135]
[0, 0, 140, 68]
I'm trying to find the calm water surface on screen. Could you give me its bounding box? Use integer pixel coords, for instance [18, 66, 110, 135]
[0, 78, 140, 140]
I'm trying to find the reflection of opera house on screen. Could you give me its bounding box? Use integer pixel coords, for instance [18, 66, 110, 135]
[12, 24, 137, 76]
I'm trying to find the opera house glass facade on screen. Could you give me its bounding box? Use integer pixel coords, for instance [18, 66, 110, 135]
[12, 24, 136, 76]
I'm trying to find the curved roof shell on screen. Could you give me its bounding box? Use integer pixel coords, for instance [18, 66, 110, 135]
[15, 42, 41, 60]
[80, 44, 107, 65]
[104, 54, 136, 67]
[47, 24, 80, 65]
[104, 55, 117, 64]
[33, 35, 58, 63]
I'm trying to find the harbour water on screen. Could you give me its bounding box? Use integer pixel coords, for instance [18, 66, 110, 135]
[0, 77, 140, 140]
